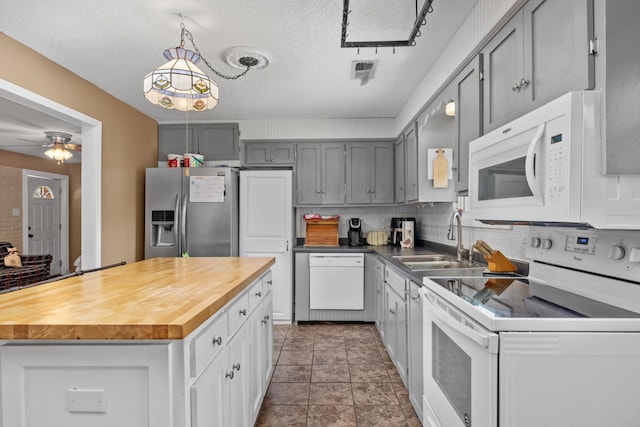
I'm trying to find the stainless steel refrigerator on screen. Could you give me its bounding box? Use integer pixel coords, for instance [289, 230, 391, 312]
[145, 167, 239, 259]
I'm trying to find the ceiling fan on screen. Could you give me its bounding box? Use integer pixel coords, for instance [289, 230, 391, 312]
[4, 131, 81, 164]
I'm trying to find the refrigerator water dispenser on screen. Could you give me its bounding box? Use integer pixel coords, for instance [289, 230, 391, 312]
[151, 210, 175, 247]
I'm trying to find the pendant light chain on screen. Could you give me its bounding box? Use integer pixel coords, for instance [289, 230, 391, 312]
[179, 23, 251, 80]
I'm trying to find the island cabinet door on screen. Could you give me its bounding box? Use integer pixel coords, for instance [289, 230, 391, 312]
[0, 344, 174, 427]
[190, 351, 226, 427]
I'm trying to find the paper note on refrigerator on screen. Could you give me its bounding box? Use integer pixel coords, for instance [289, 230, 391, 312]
[190, 176, 225, 202]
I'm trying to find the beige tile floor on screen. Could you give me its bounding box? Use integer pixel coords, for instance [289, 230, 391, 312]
[256, 323, 421, 426]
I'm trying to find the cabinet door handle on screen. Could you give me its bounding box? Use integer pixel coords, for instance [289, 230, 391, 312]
[225, 371, 234, 380]
[371, 189, 376, 193]
[389, 308, 396, 315]
[233, 363, 241, 371]
[239, 308, 247, 316]
[365, 189, 370, 193]
[520, 78, 530, 88]
[512, 83, 521, 91]
[267, 280, 273, 285]
[255, 291, 262, 297]
[212, 336, 222, 346]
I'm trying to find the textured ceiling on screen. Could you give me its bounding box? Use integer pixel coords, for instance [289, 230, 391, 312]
[0, 0, 477, 158]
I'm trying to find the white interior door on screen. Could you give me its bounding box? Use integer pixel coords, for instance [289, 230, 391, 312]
[240, 170, 293, 323]
[27, 176, 61, 275]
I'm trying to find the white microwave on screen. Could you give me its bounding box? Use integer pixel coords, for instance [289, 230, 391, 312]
[468, 91, 640, 229]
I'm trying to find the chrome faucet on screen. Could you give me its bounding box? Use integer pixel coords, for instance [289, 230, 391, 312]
[448, 209, 465, 261]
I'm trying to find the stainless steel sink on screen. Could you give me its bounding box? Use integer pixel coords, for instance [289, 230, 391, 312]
[392, 254, 485, 274]
[392, 255, 449, 263]
[402, 260, 472, 271]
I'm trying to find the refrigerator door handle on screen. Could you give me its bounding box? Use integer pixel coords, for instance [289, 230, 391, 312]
[174, 193, 180, 254]
[181, 193, 188, 255]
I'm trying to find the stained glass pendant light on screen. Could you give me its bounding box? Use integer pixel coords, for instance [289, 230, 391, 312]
[143, 41, 218, 112]
[144, 17, 263, 112]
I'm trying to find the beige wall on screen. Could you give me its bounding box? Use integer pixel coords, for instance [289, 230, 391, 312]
[0, 33, 158, 265]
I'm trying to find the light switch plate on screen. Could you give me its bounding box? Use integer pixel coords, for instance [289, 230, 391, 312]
[67, 388, 106, 413]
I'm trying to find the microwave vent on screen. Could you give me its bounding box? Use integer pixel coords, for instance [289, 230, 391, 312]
[351, 60, 378, 85]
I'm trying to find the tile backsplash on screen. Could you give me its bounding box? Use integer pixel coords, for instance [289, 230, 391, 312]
[296, 201, 529, 261]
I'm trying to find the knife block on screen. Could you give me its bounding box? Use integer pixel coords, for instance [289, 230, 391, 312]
[485, 250, 518, 273]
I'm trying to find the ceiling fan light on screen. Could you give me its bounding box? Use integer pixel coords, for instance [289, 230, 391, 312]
[45, 144, 73, 162]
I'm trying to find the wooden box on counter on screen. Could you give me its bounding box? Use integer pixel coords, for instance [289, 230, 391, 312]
[304, 219, 339, 247]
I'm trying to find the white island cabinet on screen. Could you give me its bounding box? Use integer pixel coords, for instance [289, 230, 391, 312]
[0, 258, 274, 427]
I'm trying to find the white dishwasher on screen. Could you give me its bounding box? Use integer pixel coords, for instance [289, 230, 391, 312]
[309, 253, 364, 310]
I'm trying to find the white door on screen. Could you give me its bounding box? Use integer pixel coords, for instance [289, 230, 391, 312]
[240, 170, 293, 323]
[27, 176, 61, 275]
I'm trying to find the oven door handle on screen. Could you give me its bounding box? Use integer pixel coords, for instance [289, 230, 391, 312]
[525, 123, 545, 206]
[423, 292, 498, 353]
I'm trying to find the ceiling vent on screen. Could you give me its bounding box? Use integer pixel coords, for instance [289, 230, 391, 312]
[350, 60, 378, 86]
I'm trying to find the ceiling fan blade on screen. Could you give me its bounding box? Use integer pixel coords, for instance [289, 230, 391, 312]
[18, 138, 48, 146]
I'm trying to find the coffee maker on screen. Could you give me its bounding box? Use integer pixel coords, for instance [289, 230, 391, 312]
[390, 217, 416, 246]
[348, 218, 364, 246]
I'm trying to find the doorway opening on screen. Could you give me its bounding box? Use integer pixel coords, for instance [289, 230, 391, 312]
[0, 79, 102, 270]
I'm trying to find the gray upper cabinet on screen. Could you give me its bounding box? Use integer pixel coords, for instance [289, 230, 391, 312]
[482, 0, 594, 133]
[603, 0, 640, 174]
[158, 123, 240, 161]
[481, 12, 525, 132]
[243, 141, 295, 166]
[158, 124, 197, 161]
[346, 142, 394, 204]
[197, 123, 240, 160]
[295, 143, 345, 205]
[394, 137, 405, 203]
[404, 125, 418, 202]
[453, 55, 483, 193]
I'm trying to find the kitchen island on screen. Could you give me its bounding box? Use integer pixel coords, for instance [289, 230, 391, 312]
[0, 257, 275, 427]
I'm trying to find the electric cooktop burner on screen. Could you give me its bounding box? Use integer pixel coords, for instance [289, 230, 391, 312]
[429, 276, 640, 321]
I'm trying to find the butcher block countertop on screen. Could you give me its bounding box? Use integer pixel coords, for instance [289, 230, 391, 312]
[0, 257, 274, 341]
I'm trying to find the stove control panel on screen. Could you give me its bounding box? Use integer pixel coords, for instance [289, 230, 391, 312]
[526, 227, 640, 282]
[565, 235, 597, 255]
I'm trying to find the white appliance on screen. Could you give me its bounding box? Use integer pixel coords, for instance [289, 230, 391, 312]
[468, 91, 640, 229]
[240, 170, 293, 322]
[144, 167, 238, 258]
[421, 226, 640, 427]
[309, 253, 364, 310]
[400, 220, 415, 248]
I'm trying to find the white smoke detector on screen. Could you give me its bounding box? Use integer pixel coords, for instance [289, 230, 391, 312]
[350, 60, 378, 85]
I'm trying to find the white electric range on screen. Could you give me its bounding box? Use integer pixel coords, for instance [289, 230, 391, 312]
[420, 226, 640, 427]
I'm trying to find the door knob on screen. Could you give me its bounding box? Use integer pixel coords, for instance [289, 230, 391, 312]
[28, 234, 34, 238]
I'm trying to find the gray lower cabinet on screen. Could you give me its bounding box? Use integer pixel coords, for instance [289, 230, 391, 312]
[158, 123, 240, 161]
[293, 252, 374, 321]
[394, 137, 405, 204]
[296, 143, 345, 205]
[452, 55, 483, 193]
[407, 280, 423, 422]
[383, 265, 407, 386]
[374, 257, 386, 337]
[345, 142, 394, 204]
[243, 141, 295, 166]
[482, 0, 595, 133]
